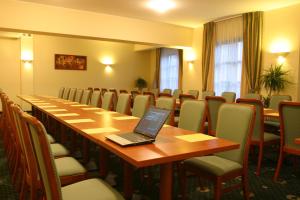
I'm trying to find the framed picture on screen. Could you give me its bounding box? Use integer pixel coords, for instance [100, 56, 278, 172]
[55, 54, 87, 70]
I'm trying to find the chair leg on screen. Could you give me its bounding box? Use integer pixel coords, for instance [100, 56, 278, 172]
[273, 150, 284, 181]
[256, 143, 263, 176]
[242, 173, 249, 200]
[214, 177, 222, 200]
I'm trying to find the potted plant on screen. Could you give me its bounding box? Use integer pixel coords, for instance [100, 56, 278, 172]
[135, 77, 147, 91]
[261, 64, 291, 107]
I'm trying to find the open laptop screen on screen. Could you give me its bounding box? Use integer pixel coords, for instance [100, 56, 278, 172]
[134, 107, 170, 138]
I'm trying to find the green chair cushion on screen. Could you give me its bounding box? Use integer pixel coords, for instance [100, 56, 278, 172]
[264, 120, 280, 127]
[50, 143, 69, 157]
[55, 157, 86, 177]
[264, 132, 280, 142]
[62, 178, 124, 200]
[184, 155, 242, 176]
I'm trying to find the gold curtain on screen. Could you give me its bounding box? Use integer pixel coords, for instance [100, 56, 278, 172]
[202, 22, 216, 91]
[178, 49, 183, 89]
[241, 11, 263, 95]
[153, 48, 161, 90]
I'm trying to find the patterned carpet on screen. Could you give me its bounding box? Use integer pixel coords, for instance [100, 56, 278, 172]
[0, 136, 299, 200]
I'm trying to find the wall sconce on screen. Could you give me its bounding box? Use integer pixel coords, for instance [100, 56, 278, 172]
[273, 51, 289, 65]
[101, 57, 114, 74]
[21, 51, 33, 63]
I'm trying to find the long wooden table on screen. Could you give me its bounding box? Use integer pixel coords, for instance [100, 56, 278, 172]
[18, 95, 239, 200]
[264, 108, 279, 118]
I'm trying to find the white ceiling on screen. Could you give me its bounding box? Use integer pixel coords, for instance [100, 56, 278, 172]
[18, 0, 300, 27]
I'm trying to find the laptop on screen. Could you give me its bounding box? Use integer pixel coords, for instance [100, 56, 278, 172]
[106, 107, 170, 147]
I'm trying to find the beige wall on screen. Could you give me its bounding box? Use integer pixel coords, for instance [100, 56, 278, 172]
[0, 38, 21, 107]
[33, 35, 151, 96]
[0, 0, 193, 47]
[263, 4, 300, 101]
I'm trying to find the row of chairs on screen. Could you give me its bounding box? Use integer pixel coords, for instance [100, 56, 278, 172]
[0, 91, 125, 200]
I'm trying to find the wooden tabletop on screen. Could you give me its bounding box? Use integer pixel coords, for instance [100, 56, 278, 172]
[18, 95, 239, 200]
[295, 138, 300, 145]
[264, 108, 279, 118]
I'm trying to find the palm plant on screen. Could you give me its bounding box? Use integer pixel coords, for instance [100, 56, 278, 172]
[261, 64, 290, 106]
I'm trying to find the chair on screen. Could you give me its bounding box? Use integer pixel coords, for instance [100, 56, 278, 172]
[172, 89, 182, 99]
[100, 88, 107, 97]
[181, 103, 255, 200]
[143, 91, 156, 106]
[201, 91, 215, 99]
[68, 88, 77, 101]
[188, 90, 199, 99]
[119, 89, 128, 94]
[116, 94, 131, 115]
[159, 92, 172, 98]
[244, 93, 262, 100]
[132, 95, 149, 118]
[80, 89, 92, 105]
[130, 90, 141, 107]
[273, 101, 300, 181]
[221, 91, 236, 103]
[87, 87, 93, 91]
[141, 88, 149, 94]
[58, 87, 65, 98]
[101, 92, 113, 111]
[162, 88, 172, 95]
[109, 89, 118, 110]
[89, 90, 101, 107]
[93, 88, 100, 91]
[19, 111, 124, 200]
[62, 88, 71, 100]
[74, 89, 84, 103]
[236, 98, 280, 176]
[178, 100, 206, 132]
[206, 96, 226, 136]
[179, 94, 196, 107]
[150, 88, 159, 97]
[156, 97, 175, 126]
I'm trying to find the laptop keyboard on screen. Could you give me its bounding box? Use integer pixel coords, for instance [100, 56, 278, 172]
[121, 133, 150, 142]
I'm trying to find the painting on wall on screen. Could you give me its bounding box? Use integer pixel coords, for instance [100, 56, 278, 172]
[55, 54, 87, 70]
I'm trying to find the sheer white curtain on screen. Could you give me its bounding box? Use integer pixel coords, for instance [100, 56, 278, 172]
[214, 17, 243, 98]
[160, 48, 179, 91]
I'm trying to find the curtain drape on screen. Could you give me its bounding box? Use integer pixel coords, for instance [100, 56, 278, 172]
[214, 16, 243, 97]
[202, 22, 216, 91]
[178, 49, 183, 89]
[241, 11, 263, 95]
[153, 48, 161, 90]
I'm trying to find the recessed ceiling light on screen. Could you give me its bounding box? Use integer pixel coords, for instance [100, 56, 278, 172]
[147, 0, 176, 13]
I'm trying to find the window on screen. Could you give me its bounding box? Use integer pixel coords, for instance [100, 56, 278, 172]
[214, 16, 243, 98]
[160, 48, 179, 92]
[214, 41, 243, 97]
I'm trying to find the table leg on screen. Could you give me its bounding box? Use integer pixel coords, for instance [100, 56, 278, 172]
[160, 163, 173, 200]
[123, 162, 134, 200]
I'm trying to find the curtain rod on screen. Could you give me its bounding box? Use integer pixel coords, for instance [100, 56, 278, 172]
[214, 14, 242, 23]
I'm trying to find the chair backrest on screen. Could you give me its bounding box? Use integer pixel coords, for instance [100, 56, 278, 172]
[141, 88, 149, 93]
[20, 112, 62, 200]
[62, 88, 70, 100]
[58, 87, 64, 98]
[215, 103, 255, 166]
[162, 88, 172, 95]
[101, 88, 108, 96]
[269, 95, 292, 110]
[68, 88, 77, 101]
[87, 87, 93, 91]
[132, 95, 149, 118]
[236, 98, 264, 142]
[179, 94, 196, 106]
[74, 89, 84, 103]
[221, 91, 236, 103]
[188, 90, 199, 99]
[279, 101, 300, 150]
[130, 90, 141, 101]
[89, 90, 101, 107]
[172, 89, 182, 99]
[150, 88, 159, 97]
[80, 89, 92, 104]
[178, 100, 206, 132]
[109, 89, 118, 110]
[143, 91, 156, 106]
[244, 93, 262, 100]
[116, 94, 131, 115]
[119, 89, 128, 94]
[102, 92, 114, 110]
[159, 93, 172, 98]
[93, 88, 100, 91]
[206, 96, 226, 136]
[201, 91, 215, 99]
[156, 97, 175, 126]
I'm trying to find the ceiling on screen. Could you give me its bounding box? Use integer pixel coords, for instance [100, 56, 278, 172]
[18, 0, 300, 27]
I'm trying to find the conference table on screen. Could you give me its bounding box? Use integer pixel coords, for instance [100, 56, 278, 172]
[295, 138, 300, 145]
[18, 95, 239, 200]
[264, 108, 279, 118]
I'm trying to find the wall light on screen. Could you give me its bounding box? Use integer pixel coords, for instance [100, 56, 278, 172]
[21, 50, 33, 63]
[270, 39, 291, 64]
[101, 57, 114, 74]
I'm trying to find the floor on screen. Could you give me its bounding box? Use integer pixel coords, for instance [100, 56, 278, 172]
[1, 135, 300, 200]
